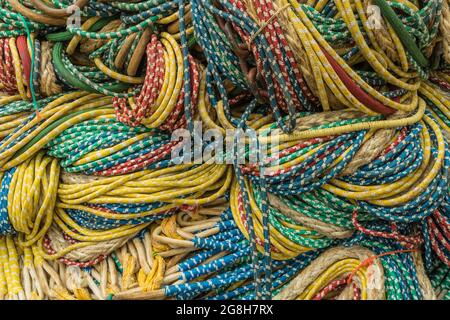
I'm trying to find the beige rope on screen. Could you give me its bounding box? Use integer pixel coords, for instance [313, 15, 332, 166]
[413, 251, 437, 300]
[268, 193, 354, 238]
[46, 225, 133, 263]
[440, 0, 450, 64]
[40, 41, 63, 97]
[273, 246, 386, 300]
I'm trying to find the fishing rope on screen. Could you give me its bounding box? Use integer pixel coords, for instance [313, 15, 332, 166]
[0, 0, 449, 300]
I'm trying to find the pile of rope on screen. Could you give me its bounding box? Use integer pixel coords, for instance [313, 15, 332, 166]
[0, 0, 449, 300]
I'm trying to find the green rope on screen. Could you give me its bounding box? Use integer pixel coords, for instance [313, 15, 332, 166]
[16, 13, 39, 115]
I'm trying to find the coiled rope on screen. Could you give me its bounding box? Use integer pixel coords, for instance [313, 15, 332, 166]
[0, 0, 449, 300]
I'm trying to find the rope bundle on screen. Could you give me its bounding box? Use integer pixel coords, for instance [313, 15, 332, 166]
[274, 243, 435, 300]
[0, 0, 449, 300]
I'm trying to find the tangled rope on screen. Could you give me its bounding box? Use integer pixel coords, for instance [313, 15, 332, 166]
[0, 0, 449, 300]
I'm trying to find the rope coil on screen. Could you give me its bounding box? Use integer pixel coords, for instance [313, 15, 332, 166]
[0, 0, 449, 300]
